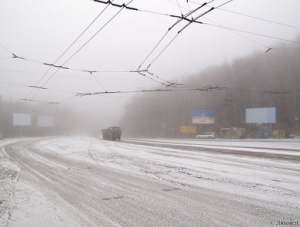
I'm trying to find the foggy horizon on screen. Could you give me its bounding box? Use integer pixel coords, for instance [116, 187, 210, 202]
[1, 0, 300, 131]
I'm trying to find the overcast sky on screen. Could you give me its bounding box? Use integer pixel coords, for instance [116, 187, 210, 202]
[0, 0, 299, 124]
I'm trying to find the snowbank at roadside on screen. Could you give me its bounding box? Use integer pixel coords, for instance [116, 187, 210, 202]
[6, 181, 80, 227]
[0, 138, 80, 227]
[0, 146, 20, 227]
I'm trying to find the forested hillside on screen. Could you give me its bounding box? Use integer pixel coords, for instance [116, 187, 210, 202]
[121, 40, 300, 137]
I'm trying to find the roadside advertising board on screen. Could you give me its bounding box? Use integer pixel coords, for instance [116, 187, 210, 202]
[180, 126, 197, 134]
[192, 110, 215, 124]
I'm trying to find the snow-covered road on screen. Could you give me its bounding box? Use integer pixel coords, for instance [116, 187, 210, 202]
[1, 136, 300, 226]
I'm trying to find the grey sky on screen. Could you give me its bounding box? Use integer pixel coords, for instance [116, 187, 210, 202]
[0, 0, 299, 124]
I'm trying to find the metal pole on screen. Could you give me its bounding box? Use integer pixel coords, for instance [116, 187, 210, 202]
[63, 103, 66, 136]
[0, 95, 2, 139]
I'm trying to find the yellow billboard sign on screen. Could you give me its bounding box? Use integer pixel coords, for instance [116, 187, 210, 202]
[180, 126, 197, 134]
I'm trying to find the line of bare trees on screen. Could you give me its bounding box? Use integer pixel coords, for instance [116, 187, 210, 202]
[121, 40, 300, 138]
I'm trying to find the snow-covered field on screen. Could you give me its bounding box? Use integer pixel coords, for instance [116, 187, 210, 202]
[1, 136, 300, 226]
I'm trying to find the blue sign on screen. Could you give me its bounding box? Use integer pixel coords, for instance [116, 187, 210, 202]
[192, 110, 215, 117]
[192, 110, 215, 124]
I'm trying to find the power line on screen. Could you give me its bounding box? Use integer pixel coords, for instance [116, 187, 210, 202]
[161, 0, 300, 48]
[162, 1, 300, 45]
[1, 26, 298, 95]
[1, 76, 297, 104]
[54, 4, 112, 66]
[0, 68, 134, 84]
[32, 0, 134, 98]
[75, 85, 300, 97]
[175, 0, 184, 15]
[218, 8, 300, 30]
[0, 79, 77, 94]
[145, 0, 233, 68]
[203, 22, 300, 44]
[228, 87, 295, 95]
[138, 2, 210, 70]
[147, 33, 180, 68]
[2, 1, 299, 104]
[26, 3, 113, 100]
[0, 47, 181, 87]
[189, 0, 300, 30]
[75, 85, 226, 97]
[138, 1, 213, 70]
[91, 73, 108, 92]
[214, 49, 271, 87]
[0, 43, 14, 55]
[24, 1, 137, 102]
[203, 17, 270, 50]
[1, 3, 298, 77]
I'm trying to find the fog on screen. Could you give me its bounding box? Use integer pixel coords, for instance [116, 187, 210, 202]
[0, 0, 300, 137]
[121, 40, 300, 137]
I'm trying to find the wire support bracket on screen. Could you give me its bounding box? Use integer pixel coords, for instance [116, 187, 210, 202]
[93, 0, 138, 11]
[43, 63, 69, 70]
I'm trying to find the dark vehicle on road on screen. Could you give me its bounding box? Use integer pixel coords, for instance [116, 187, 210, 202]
[102, 126, 122, 140]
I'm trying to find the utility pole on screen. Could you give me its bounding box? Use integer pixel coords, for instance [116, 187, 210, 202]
[63, 103, 66, 136]
[0, 95, 2, 139]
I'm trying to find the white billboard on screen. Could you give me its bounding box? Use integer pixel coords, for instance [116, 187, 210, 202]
[246, 107, 276, 124]
[38, 116, 54, 127]
[13, 113, 32, 126]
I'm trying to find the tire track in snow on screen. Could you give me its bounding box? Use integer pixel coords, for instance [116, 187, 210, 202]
[3, 138, 300, 226]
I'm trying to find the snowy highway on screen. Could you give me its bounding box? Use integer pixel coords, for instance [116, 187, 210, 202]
[1, 136, 300, 227]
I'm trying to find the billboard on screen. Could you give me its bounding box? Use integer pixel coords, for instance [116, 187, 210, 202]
[180, 126, 197, 134]
[192, 110, 215, 124]
[246, 107, 276, 124]
[37, 116, 54, 127]
[13, 113, 32, 126]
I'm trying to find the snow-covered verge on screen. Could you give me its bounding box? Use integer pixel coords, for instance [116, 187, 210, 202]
[0, 148, 19, 227]
[0, 138, 80, 227]
[6, 181, 80, 227]
[0, 139, 32, 227]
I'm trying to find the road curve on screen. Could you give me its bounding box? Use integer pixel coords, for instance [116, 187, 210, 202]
[2, 137, 300, 227]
